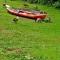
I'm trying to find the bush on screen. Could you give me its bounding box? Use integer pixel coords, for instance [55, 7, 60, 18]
[54, 1, 60, 8]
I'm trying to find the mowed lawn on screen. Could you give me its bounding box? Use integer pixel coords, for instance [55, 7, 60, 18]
[0, 0, 60, 60]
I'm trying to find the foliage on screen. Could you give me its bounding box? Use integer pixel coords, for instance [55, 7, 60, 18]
[53, 1, 60, 8]
[20, 0, 60, 8]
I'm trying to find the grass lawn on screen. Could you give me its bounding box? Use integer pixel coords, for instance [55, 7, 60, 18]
[0, 0, 60, 60]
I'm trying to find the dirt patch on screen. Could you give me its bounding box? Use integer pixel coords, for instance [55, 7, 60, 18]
[5, 48, 22, 54]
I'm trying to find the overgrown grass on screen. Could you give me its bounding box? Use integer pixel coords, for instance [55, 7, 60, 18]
[0, 0, 60, 60]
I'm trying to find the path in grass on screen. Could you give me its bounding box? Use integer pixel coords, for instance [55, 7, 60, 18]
[0, 0, 60, 60]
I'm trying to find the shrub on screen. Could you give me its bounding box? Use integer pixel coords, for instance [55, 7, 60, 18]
[54, 1, 60, 8]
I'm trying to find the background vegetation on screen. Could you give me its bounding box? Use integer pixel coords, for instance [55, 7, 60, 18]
[10, 0, 60, 8]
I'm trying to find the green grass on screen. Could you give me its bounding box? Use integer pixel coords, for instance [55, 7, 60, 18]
[0, 0, 60, 60]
